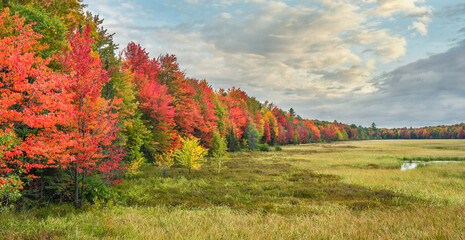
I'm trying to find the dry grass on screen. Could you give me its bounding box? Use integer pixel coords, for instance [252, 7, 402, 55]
[2, 204, 464, 239]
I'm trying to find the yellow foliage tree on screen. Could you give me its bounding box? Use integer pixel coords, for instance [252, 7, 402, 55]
[335, 131, 344, 141]
[264, 111, 279, 143]
[156, 150, 175, 177]
[210, 131, 229, 173]
[175, 136, 208, 174]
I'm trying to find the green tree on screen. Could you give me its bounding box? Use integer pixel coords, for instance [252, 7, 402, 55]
[9, 3, 67, 68]
[210, 131, 228, 173]
[289, 108, 295, 116]
[244, 122, 259, 150]
[226, 128, 241, 152]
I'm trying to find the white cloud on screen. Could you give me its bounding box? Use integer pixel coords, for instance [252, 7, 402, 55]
[219, 12, 232, 19]
[348, 29, 407, 62]
[408, 21, 428, 35]
[189, 0, 413, 96]
[293, 39, 465, 127]
[374, 0, 432, 17]
[121, 2, 135, 9]
[372, 0, 432, 36]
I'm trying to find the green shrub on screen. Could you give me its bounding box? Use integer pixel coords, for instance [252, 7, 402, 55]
[84, 175, 116, 203]
[258, 144, 270, 152]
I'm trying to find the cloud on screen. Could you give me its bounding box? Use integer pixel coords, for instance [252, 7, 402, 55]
[370, 0, 432, 35]
[298, 39, 465, 128]
[121, 2, 135, 9]
[347, 29, 406, 62]
[408, 21, 428, 36]
[434, 3, 465, 18]
[190, 0, 416, 97]
[373, 0, 432, 17]
[86, 1, 145, 47]
[219, 12, 232, 19]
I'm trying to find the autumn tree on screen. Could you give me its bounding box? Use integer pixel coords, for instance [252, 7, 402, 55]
[157, 54, 200, 138]
[156, 150, 175, 177]
[10, 0, 94, 31]
[189, 79, 218, 147]
[123, 43, 177, 157]
[0, 10, 73, 204]
[60, 27, 122, 209]
[104, 67, 146, 177]
[175, 137, 208, 174]
[457, 129, 465, 139]
[262, 119, 271, 144]
[210, 131, 228, 173]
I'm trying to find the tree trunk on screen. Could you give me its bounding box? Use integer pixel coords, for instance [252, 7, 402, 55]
[74, 163, 79, 209]
[79, 173, 86, 209]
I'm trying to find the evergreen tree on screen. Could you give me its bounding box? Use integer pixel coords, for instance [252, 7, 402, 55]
[244, 122, 260, 150]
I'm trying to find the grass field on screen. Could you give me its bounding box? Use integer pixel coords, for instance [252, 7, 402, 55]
[1, 140, 465, 239]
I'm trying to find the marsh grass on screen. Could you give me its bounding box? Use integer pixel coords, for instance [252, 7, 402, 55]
[1, 139, 465, 239]
[114, 157, 417, 214]
[401, 156, 465, 161]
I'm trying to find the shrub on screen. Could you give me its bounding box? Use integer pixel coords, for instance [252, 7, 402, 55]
[258, 144, 270, 152]
[0, 176, 23, 212]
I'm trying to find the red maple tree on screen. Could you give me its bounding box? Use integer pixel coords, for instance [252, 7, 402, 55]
[60, 27, 122, 208]
[0, 11, 72, 188]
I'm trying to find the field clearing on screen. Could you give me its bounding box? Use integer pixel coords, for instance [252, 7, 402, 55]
[1, 140, 465, 239]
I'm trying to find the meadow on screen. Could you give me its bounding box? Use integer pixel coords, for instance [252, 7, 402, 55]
[1, 140, 465, 239]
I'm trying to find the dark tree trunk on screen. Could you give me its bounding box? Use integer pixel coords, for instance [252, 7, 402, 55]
[74, 163, 79, 209]
[79, 173, 86, 209]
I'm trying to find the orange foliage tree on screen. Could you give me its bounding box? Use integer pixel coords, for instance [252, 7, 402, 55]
[0, 11, 72, 194]
[60, 27, 122, 209]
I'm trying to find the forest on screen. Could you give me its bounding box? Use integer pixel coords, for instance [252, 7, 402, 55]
[1, 0, 465, 212]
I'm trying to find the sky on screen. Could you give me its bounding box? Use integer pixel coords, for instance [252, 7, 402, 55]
[83, 0, 465, 128]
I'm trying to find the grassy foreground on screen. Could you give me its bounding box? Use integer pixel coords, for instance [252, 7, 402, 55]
[2, 140, 465, 239]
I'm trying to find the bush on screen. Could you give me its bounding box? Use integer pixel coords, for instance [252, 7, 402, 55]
[258, 144, 270, 152]
[0, 176, 23, 212]
[274, 146, 283, 151]
[84, 175, 116, 203]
